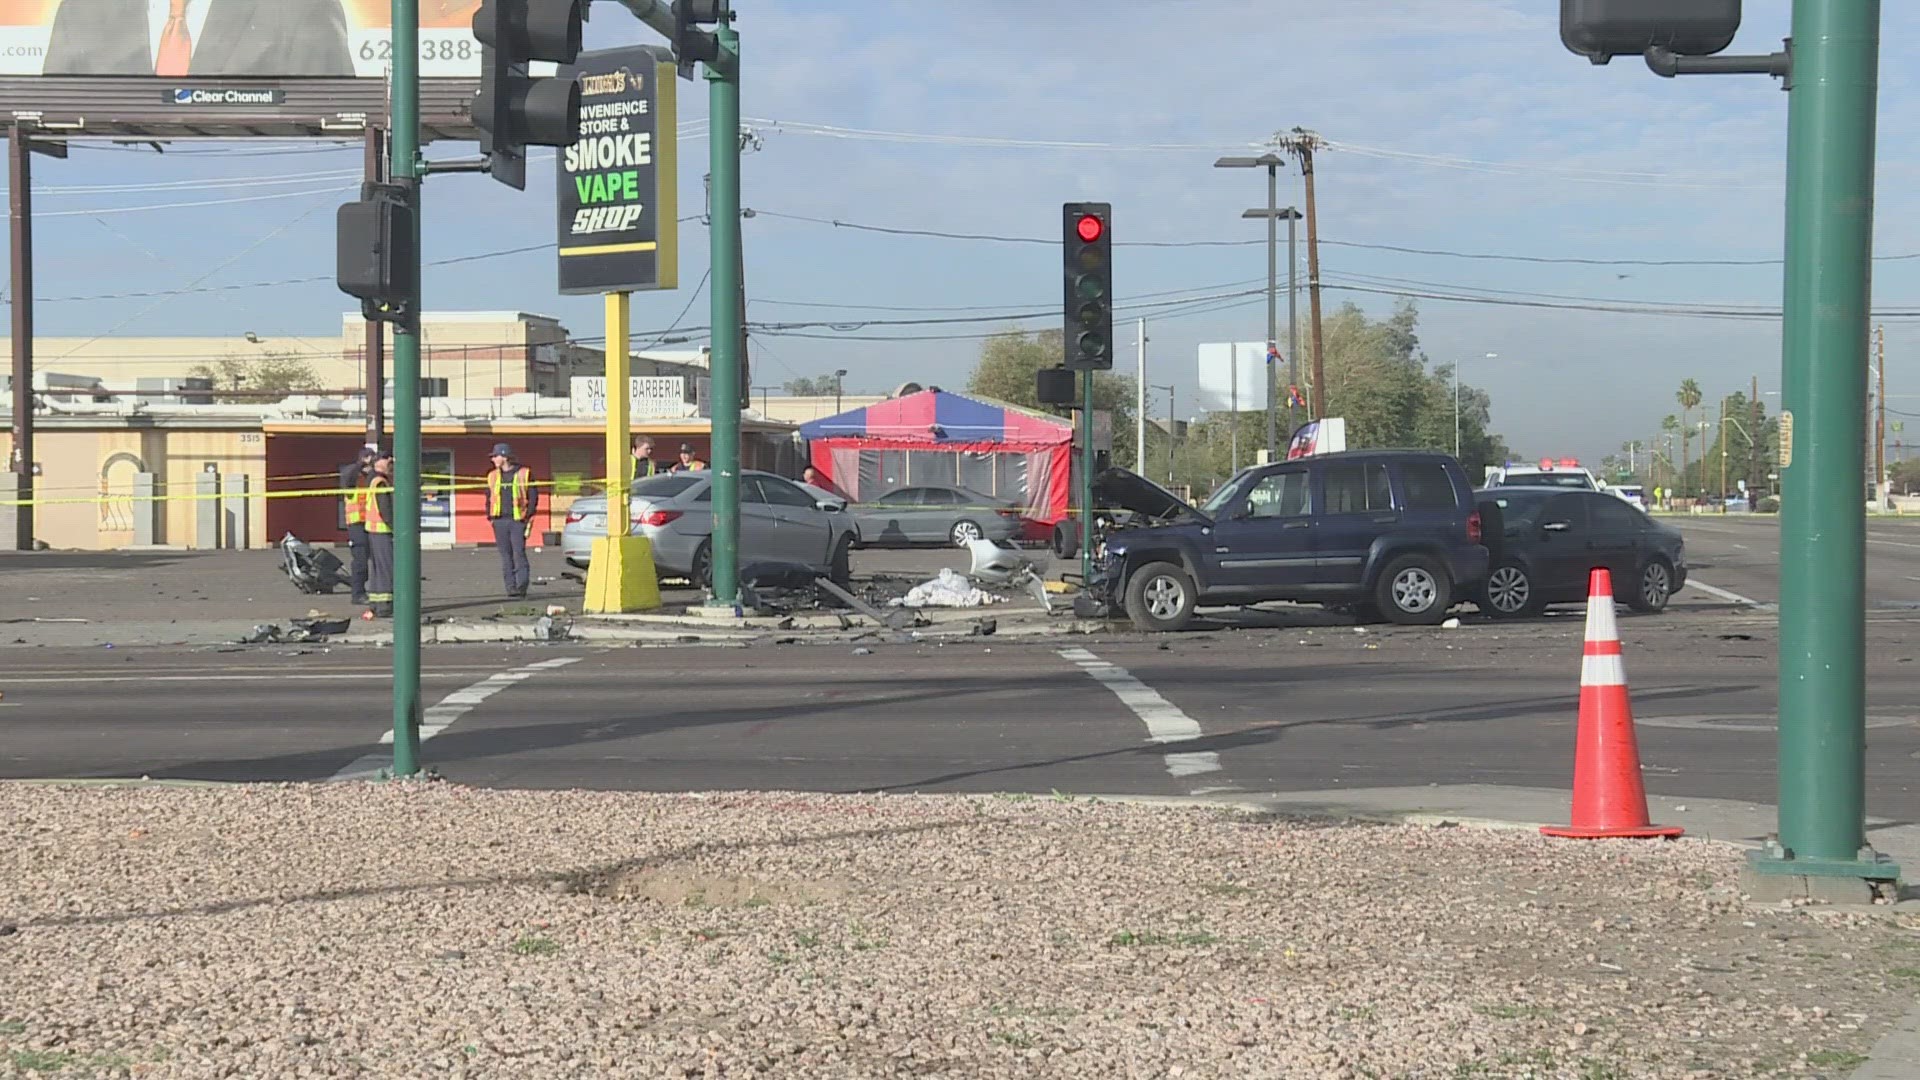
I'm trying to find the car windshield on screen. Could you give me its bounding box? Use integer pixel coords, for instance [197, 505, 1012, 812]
[1499, 473, 1590, 489]
[1484, 492, 1555, 524]
[630, 474, 701, 498]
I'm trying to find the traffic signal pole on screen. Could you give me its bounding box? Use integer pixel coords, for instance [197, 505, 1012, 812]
[704, 18, 742, 607]
[1080, 371, 1094, 585]
[389, 0, 423, 776]
[1758, 0, 1895, 884]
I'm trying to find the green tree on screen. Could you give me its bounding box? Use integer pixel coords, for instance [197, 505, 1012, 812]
[966, 329, 1137, 466]
[1676, 378, 1703, 496]
[782, 374, 842, 396]
[186, 352, 322, 403]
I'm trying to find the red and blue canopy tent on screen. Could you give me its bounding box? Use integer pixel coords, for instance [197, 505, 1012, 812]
[798, 389, 1074, 527]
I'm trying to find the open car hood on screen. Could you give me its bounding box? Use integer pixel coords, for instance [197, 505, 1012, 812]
[1093, 467, 1210, 525]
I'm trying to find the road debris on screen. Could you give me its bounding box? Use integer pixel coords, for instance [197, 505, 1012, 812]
[895, 568, 1007, 609]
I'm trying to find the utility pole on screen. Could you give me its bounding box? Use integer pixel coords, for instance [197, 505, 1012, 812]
[8, 124, 34, 552]
[705, 14, 743, 606]
[1752, 373, 1762, 496]
[1767, 1, 1893, 886]
[1286, 206, 1299, 433]
[1875, 324, 1886, 508]
[1135, 319, 1146, 475]
[388, 0, 423, 776]
[363, 125, 388, 450]
[1282, 128, 1328, 420]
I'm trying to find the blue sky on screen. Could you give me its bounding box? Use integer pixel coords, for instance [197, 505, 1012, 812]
[14, 0, 1920, 464]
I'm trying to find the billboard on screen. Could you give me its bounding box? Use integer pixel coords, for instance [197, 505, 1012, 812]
[1195, 341, 1269, 414]
[557, 45, 678, 295]
[0, 0, 484, 79]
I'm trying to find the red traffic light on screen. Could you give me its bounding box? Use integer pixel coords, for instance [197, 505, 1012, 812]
[1075, 214, 1104, 243]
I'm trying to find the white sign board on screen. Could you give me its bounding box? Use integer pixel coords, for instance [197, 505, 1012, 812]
[1196, 342, 1270, 414]
[570, 376, 695, 419]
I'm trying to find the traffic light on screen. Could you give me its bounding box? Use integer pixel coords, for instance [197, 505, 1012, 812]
[672, 0, 729, 80]
[1560, 0, 1741, 65]
[1062, 202, 1112, 372]
[336, 182, 416, 321]
[473, 0, 586, 189]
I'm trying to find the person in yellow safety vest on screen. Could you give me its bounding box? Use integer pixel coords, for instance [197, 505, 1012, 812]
[338, 446, 376, 604]
[632, 435, 660, 482]
[670, 442, 708, 473]
[486, 442, 541, 599]
[363, 450, 396, 618]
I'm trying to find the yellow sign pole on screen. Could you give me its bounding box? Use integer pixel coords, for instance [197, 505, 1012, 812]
[584, 289, 661, 613]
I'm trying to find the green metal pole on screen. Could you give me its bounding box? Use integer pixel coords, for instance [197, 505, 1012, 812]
[1762, 0, 1893, 879]
[1079, 371, 1094, 583]
[388, 0, 422, 776]
[704, 21, 741, 608]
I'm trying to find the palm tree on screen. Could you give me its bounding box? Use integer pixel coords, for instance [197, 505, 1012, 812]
[1677, 379, 1703, 497]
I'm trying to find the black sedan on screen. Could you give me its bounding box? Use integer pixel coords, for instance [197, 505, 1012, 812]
[1473, 487, 1687, 618]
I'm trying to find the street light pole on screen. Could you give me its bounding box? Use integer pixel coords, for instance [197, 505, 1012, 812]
[1216, 153, 1293, 461]
[834, 368, 846, 415]
[1151, 383, 1176, 486]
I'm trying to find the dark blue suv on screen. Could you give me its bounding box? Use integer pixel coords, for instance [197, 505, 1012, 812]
[1086, 450, 1489, 632]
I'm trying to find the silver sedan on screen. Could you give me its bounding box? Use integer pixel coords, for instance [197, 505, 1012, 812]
[561, 471, 856, 586]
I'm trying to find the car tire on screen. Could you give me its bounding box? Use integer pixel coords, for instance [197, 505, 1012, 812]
[1628, 557, 1674, 614]
[1053, 524, 1078, 560]
[1375, 553, 1452, 625]
[1478, 560, 1542, 619]
[950, 519, 984, 547]
[691, 539, 713, 591]
[1123, 561, 1197, 633]
[829, 534, 853, 588]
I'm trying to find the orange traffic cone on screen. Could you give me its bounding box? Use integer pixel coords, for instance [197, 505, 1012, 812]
[1541, 568, 1683, 840]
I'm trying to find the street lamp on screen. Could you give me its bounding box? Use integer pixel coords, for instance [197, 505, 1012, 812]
[1215, 153, 1299, 460]
[1151, 382, 1176, 485]
[834, 368, 847, 415]
[1455, 352, 1497, 456]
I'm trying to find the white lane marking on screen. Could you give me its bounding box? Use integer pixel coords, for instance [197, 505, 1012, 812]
[331, 656, 582, 780]
[1685, 578, 1770, 608]
[1732, 542, 1749, 550]
[1059, 647, 1220, 779]
[2, 673, 416, 685]
[1867, 537, 1920, 550]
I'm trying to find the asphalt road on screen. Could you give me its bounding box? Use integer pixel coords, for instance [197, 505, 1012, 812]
[6, 515, 1920, 829]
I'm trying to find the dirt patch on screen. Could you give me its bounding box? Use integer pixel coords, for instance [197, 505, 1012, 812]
[585, 867, 855, 907]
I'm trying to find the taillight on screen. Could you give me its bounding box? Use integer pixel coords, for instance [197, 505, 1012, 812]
[634, 509, 683, 528]
[1467, 509, 1483, 544]
[564, 511, 585, 524]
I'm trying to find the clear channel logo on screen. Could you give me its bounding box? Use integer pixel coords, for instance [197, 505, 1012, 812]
[164, 88, 285, 106]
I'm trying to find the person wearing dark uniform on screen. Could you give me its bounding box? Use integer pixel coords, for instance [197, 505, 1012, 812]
[632, 435, 660, 483]
[364, 451, 396, 618]
[486, 443, 540, 599]
[338, 447, 376, 604]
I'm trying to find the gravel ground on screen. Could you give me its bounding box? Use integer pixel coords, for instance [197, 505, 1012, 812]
[1, 784, 1916, 1079]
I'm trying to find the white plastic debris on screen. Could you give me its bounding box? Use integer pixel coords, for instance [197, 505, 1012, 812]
[1441, 617, 1462, 629]
[893, 568, 1008, 609]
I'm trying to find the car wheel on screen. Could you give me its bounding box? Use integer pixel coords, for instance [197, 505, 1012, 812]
[1375, 553, 1451, 625]
[950, 519, 984, 547]
[829, 534, 853, 588]
[691, 540, 713, 591]
[1053, 524, 1078, 560]
[1478, 561, 1541, 619]
[1123, 561, 1196, 633]
[1629, 557, 1674, 614]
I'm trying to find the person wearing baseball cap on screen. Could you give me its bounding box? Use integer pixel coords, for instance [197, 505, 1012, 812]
[486, 443, 540, 599]
[669, 442, 707, 473]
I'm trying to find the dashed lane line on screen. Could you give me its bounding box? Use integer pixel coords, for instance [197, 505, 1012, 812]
[1685, 578, 1773, 610]
[330, 656, 583, 781]
[1058, 647, 1220, 781]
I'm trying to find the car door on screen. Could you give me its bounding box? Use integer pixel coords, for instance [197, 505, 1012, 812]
[758, 475, 835, 565]
[1584, 492, 1648, 584]
[1313, 458, 1397, 586]
[1205, 467, 1316, 594]
[910, 487, 963, 541]
[858, 487, 921, 546]
[1529, 492, 1593, 593]
[737, 478, 784, 563]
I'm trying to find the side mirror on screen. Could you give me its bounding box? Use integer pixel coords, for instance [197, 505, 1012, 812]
[1542, 520, 1571, 533]
[1228, 503, 1254, 521]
